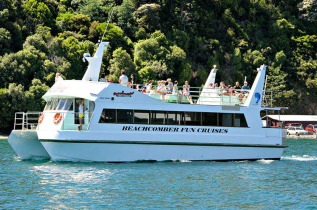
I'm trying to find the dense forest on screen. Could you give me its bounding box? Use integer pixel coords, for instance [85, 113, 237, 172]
[0, 0, 316, 132]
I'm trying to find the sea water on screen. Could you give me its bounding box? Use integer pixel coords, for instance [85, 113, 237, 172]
[0, 139, 316, 209]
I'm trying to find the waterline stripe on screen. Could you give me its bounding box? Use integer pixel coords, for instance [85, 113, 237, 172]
[39, 139, 287, 148]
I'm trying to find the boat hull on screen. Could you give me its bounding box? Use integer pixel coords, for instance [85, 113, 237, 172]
[40, 140, 285, 162]
[8, 130, 50, 160]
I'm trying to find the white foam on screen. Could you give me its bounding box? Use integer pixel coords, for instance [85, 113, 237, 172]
[257, 159, 275, 164]
[282, 155, 317, 161]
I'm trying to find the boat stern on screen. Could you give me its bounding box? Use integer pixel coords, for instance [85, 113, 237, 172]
[8, 130, 50, 160]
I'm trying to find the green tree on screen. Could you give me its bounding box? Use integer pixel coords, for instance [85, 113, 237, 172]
[25, 79, 49, 111]
[134, 38, 159, 65]
[0, 46, 47, 88]
[117, 0, 134, 32]
[22, 0, 53, 32]
[133, 3, 161, 32]
[0, 28, 12, 55]
[108, 47, 136, 82]
[166, 45, 187, 78]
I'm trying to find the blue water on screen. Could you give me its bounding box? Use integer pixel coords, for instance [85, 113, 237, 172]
[0, 139, 316, 209]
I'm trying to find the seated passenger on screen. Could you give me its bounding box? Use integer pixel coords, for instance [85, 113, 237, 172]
[183, 81, 193, 104]
[166, 78, 173, 93]
[242, 81, 250, 95]
[146, 80, 153, 93]
[219, 82, 228, 95]
[99, 73, 107, 82]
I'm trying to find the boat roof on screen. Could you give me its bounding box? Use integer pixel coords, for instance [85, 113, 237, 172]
[43, 80, 108, 101]
[264, 115, 317, 122]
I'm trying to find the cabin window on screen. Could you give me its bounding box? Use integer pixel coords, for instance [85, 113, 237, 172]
[57, 98, 66, 110]
[99, 109, 116, 123]
[151, 111, 167, 124]
[185, 112, 201, 125]
[166, 112, 182, 125]
[134, 110, 150, 124]
[202, 113, 218, 126]
[234, 114, 248, 127]
[44, 100, 52, 111]
[117, 109, 133, 124]
[63, 99, 73, 111]
[98, 109, 248, 127]
[221, 113, 233, 127]
[51, 98, 59, 110]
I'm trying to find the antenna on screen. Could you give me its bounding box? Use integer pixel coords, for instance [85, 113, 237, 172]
[100, 4, 116, 44]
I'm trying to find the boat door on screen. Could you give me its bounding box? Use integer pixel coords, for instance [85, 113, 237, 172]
[74, 98, 84, 125]
[74, 98, 95, 129]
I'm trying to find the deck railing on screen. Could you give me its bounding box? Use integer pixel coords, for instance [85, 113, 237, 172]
[14, 112, 41, 130]
[130, 84, 273, 107]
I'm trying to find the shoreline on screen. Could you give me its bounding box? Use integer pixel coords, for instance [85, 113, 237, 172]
[0, 135, 8, 139]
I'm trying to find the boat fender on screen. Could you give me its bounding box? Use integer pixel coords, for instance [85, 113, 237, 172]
[38, 113, 44, 124]
[53, 113, 63, 124]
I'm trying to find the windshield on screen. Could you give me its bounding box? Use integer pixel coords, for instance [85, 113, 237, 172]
[63, 99, 73, 110]
[57, 98, 66, 110]
[44, 98, 74, 111]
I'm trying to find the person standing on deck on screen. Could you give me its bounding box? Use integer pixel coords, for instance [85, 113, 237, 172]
[55, 73, 64, 83]
[78, 100, 84, 131]
[119, 70, 128, 86]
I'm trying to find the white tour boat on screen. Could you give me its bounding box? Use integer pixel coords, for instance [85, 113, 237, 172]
[8, 41, 287, 162]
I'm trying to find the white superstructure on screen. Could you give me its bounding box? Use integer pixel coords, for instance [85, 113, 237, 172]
[8, 41, 287, 162]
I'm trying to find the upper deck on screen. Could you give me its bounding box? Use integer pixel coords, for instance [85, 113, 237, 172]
[43, 79, 273, 108]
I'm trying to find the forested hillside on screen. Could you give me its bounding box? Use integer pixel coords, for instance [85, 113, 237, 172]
[0, 0, 316, 132]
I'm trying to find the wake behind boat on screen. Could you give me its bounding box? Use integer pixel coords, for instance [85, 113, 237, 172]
[8, 41, 287, 162]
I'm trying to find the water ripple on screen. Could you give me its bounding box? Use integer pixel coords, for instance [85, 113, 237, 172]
[1, 138, 317, 209]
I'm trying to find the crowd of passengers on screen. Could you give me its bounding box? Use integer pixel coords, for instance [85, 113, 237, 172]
[55, 70, 251, 100]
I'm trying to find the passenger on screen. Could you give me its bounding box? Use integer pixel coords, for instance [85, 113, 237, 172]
[183, 81, 193, 104]
[219, 81, 228, 95]
[227, 85, 233, 95]
[214, 83, 219, 88]
[242, 81, 250, 95]
[146, 80, 153, 93]
[157, 80, 167, 94]
[130, 74, 135, 88]
[242, 81, 250, 90]
[167, 78, 173, 93]
[119, 70, 128, 86]
[88, 78, 92, 81]
[78, 100, 84, 131]
[233, 81, 242, 97]
[233, 81, 241, 90]
[157, 80, 167, 101]
[55, 73, 64, 83]
[99, 73, 107, 82]
[173, 81, 182, 103]
[209, 83, 214, 88]
[173, 81, 179, 95]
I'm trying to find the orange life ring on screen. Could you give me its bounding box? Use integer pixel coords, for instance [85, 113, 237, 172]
[53, 113, 62, 124]
[38, 113, 44, 124]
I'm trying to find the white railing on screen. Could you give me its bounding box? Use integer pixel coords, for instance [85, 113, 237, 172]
[14, 112, 41, 130]
[130, 84, 273, 107]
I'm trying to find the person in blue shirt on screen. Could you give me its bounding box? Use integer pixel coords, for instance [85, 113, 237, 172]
[242, 82, 250, 97]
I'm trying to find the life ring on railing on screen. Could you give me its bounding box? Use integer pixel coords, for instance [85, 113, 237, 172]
[53, 113, 62, 124]
[38, 113, 44, 124]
